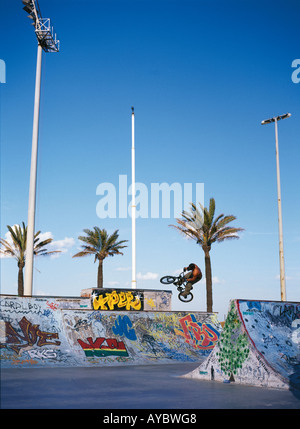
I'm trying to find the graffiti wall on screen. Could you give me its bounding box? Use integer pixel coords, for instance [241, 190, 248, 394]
[81, 288, 172, 311]
[185, 300, 300, 391]
[238, 300, 300, 389]
[0, 296, 82, 367]
[0, 295, 222, 368]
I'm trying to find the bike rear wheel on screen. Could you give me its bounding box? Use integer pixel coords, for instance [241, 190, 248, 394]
[178, 291, 193, 303]
[160, 276, 176, 285]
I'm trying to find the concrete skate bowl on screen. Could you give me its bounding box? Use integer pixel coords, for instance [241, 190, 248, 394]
[0, 295, 222, 368]
[184, 299, 300, 393]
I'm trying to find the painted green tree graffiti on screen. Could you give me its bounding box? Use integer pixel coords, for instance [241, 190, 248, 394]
[216, 301, 249, 381]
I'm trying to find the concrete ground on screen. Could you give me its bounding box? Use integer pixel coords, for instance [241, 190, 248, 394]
[1, 362, 299, 410]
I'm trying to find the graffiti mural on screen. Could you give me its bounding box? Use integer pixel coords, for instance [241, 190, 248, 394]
[0, 296, 81, 367]
[91, 289, 144, 311]
[184, 299, 300, 391]
[216, 302, 250, 380]
[175, 314, 220, 350]
[0, 295, 222, 368]
[0, 316, 61, 354]
[81, 288, 172, 311]
[238, 300, 300, 389]
[112, 315, 137, 341]
[77, 337, 128, 357]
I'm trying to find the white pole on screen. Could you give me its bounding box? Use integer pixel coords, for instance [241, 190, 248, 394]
[274, 118, 286, 301]
[24, 43, 43, 296]
[131, 107, 136, 289]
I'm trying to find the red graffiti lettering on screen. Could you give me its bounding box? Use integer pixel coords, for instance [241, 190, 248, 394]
[46, 301, 59, 310]
[175, 314, 220, 349]
[77, 337, 128, 358]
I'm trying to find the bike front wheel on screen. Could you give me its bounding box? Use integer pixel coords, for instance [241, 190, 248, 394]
[160, 276, 176, 285]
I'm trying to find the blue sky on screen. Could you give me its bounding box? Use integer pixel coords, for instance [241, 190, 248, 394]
[1, 0, 299, 319]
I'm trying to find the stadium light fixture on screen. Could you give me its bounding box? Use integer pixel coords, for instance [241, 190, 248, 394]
[22, 0, 59, 52]
[261, 113, 291, 126]
[23, 0, 59, 296]
[261, 113, 291, 301]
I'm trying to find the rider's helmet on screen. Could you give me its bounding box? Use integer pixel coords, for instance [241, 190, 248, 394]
[187, 263, 195, 271]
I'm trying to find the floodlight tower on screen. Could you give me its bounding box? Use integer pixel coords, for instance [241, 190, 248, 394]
[22, 0, 59, 296]
[261, 113, 291, 302]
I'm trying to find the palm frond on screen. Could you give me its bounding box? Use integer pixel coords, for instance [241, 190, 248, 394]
[0, 238, 18, 258]
[73, 250, 95, 258]
[215, 215, 237, 229]
[1, 223, 61, 270]
[73, 227, 128, 261]
[208, 198, 216, 223]
[170, 198, 243, 249]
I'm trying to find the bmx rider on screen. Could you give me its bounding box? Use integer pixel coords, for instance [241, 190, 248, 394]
[181, 263, 202, 297]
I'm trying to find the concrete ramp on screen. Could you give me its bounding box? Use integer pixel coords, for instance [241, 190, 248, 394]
[184, 299, 300, 391]
[0, 295, 222, 368]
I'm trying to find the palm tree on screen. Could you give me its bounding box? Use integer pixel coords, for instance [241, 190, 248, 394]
[171, 198, 244, 312]
[0, 222, 61, 296]
[72, 227, 128, 288]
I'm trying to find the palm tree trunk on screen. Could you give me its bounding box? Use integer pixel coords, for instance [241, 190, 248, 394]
[18, 262, 24, 297]
[97, 259, 103, 288]
[203, 246, 213, 313]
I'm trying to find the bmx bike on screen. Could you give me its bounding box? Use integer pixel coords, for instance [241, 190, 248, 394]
[160, 271, 193, 303]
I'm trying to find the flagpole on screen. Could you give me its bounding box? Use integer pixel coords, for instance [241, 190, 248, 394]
[131, 107, 136, 289]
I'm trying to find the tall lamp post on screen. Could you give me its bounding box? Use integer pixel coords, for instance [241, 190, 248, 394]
[22, 0, 59, 296]
[131, 107, 136, 289]
[261, 112, 291, 301]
